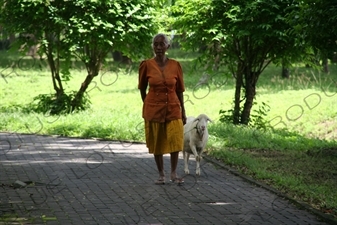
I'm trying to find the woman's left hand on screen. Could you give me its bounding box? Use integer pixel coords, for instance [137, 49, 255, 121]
[182, 112, 187, 125]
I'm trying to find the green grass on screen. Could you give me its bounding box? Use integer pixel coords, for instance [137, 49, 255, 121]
[1, 49, 337, 219]
[207, 123, 337, 215]
[0, 213, 56, 224]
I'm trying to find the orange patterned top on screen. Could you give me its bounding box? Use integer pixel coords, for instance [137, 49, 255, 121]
[138, 58, 185, 123]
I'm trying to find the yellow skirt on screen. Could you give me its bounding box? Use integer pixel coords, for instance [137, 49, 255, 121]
[145, 119, 184, 155]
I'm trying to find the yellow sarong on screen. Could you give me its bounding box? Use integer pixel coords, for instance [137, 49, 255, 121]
[145, 119, 184, 155]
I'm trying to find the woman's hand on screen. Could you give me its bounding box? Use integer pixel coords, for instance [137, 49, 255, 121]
[182, 110, 187, 125]
[140, 89, 147, 102]
[176, 92, 186, 124]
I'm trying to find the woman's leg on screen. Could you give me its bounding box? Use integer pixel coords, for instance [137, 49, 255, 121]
[154, 154, 165, 182]
[170, 151, 183, 183]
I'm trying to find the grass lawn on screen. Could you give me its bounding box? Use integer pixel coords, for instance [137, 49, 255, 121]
[0, 49, 337, 219]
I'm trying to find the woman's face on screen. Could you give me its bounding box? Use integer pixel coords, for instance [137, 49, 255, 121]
[153, 36, 169, 57]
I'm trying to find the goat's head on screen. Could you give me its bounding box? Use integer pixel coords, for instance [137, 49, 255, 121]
[193, 114, 212, 139]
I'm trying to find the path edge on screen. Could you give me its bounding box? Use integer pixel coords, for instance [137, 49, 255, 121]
[203, 155, 337, 225]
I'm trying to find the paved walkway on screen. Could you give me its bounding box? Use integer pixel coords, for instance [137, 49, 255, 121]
[0, 132, 333, 225]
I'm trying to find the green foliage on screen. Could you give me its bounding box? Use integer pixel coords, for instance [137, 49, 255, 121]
[291, 0, 337, 57]
[0, 0, 158, 60]
[31, 92, 91, 115]
[0, 0, 159, 114]
[171, 0, 213, 51]
[151, 0, 175, 33]
[250, 102, 271, 130]
[172, 0, 308, 125]
[172, 0, 299, 65]
[62, 0, 158, 61]
[219, 101, 271, 130]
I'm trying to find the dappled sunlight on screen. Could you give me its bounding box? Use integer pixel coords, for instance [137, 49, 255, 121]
[0, 133, 151, 169]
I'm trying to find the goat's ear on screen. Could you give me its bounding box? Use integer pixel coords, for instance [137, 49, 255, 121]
[193, 118, 199, 122]
[207, 117, 212, 122]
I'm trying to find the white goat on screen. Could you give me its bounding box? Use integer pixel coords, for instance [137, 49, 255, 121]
[183, 114, 212, 175]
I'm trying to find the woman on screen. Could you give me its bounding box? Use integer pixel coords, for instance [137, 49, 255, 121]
[138, 33, 186, 185]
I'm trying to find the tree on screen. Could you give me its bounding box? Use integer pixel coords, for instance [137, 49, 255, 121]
[62, 0, 158, 111]
[172, 0, 306, 125]
[0, 0, 158, 114]
[0, 0, 70, 113]
[291, 0, 337, 73]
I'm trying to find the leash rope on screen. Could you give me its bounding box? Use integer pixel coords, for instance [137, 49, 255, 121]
[184, 121, 204, 141]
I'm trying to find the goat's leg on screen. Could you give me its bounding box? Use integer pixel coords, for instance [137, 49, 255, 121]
[189, 144, 201, 175]
[189, 144, 199, 161]
[184, 151, 190, 174]
[196, 155, 201, 175]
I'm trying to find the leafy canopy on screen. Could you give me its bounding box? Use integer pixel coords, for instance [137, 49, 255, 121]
[172, 0, 300, 69]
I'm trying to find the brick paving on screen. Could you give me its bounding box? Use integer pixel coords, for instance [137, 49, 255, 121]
[0, 132, 334, 225]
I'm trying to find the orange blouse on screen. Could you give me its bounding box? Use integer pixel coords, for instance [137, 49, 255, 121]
[138, 58, 185, 123]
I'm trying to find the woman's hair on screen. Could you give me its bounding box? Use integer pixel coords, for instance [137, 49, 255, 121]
[152, 33, 170, 47]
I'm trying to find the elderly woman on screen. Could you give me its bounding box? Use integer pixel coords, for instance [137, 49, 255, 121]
[138, 33, 186, 185]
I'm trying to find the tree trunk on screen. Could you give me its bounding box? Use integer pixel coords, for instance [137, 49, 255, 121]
[112, 51, 123, 61]
[322, 56, 329, 73]
[241, 71, 257, 125]
[112, 51, 131, 64]
[71, 57, 101, 111]
[71, 73, 95, 111]
[233, 63, 243, 124]
[71, 44, 108, 111]
[332, 52, 337, 63]
[281, 58, 290, 78]
[45, 33, 64, 97]
[47, 54, 64, 97]
[282, 67, 290, 78]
